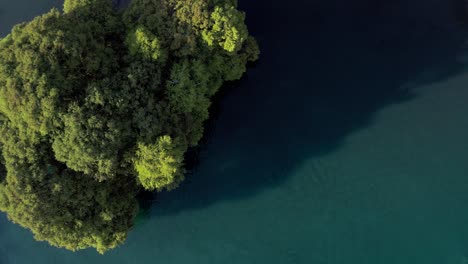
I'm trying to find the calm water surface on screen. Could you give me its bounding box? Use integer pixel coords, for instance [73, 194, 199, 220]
[2, 0, 468, 263]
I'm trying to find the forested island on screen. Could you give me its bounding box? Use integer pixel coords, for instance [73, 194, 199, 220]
[0, 0, 258, 253]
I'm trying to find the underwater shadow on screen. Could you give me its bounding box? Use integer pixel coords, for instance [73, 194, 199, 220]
[146, 0, 468, 217]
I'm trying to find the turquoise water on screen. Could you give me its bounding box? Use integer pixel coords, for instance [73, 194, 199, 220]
[2, 0, 468, 263]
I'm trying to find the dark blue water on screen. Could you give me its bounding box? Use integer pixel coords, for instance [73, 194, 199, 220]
[2, 0, 468, 263]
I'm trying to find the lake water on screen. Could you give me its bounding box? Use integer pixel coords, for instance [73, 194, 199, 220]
[2, 0, 468, 263]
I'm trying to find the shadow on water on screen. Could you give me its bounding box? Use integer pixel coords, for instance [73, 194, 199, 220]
[140, 0, 468, 217]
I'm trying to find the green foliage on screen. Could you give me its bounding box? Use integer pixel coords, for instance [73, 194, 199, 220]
[0, 0, 258, 253]
[51, 101, 130, 180]
[64, 0, 102, 13]
[126, 27, 166, 61]
[0, 122, 138, 253]
[202, 3, 248, 52]
[134, 136, 185, 191]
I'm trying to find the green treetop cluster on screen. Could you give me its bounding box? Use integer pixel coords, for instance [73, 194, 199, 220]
[0, 0, 258, 253]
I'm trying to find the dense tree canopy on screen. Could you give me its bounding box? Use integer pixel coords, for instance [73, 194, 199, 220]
[0, 0, 258, 253]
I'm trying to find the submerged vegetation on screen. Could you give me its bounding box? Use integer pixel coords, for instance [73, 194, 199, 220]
[0, 0, 258, 253]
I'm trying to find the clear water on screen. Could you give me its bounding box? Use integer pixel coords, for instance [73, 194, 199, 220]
[2, 0, 468, 263]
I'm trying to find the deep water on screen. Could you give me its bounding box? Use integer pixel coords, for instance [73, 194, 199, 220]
[2, 0, 468, 263]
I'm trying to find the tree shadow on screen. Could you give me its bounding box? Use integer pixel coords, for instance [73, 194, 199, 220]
[112, 0, 131, 9]
[140, 0, 468, 217]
